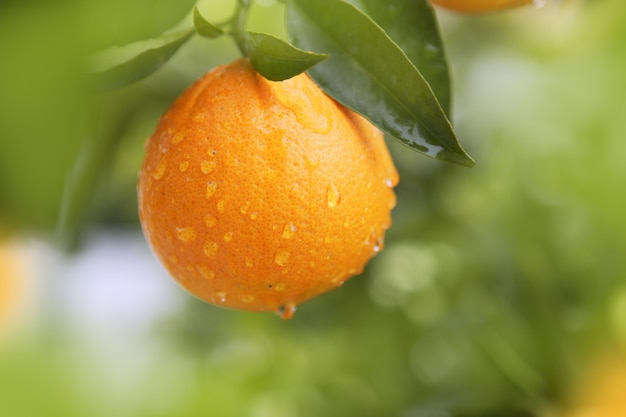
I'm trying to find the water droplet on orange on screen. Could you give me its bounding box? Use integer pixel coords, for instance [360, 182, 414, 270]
[277, 302, 297, 320]
[327, 182, 341, 207]
[274, 251, 290, 266]
[206, 181, 217, 199]
[282, 222, 296, 239]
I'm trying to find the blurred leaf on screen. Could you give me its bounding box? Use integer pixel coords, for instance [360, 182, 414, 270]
[88, 28, 195, 91]
[81, 0, 197, 50]
[193, 7, 224, 39]
[285, 0, 473, 166]
[349, 0, 452, 117]
[245, 32, 328, 81]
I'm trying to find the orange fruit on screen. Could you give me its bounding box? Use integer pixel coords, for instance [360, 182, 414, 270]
[431, 0, 533, 13]
[0, 238, 28, 338]
[138, 58, 398, 319]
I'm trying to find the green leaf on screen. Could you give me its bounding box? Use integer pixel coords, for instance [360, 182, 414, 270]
[244, 32, 328, 81]
[286, 0, 474, 166]
[193, 7, 224, 39]
[88, 28, 194, 91]
[349, 0, 452, 117]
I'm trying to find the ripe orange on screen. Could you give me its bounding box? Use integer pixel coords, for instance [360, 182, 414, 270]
[431, 0, 533, 13]
[0, 238, 28, 338]
[138, 58, 398, 319]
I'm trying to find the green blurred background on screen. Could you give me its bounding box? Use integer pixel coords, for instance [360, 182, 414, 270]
[1, 0, 626, 416]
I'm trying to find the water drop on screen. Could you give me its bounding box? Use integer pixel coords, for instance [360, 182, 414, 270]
[274, 282, 286, 292]
[242, 294, 255, 304]
[250, 212, 258, 220]
[201, 160, 216, 174]
[282, 222, 296, 239]
[373, 237, 384, 253]
[389, 192, 397, 209]
[176, 227, 196, 242]
[207, 149, 217, 157]
[223, 232, 233, 242]
[327, 183, 341, 208]
[274, 250, 290, 266]
[168, 255, 178, 264]
[385, 178, 394, 188]
[217, 199, 227, 213]
[179, 161, 189, 172]
[198, 267, 215, 280]
[213, 291, 226, 303]
[240, 201, 251, 214]
[206, 181, 217, 199]
[171, 132, 185, 144]
[276, 302, 297, 320]
[204, 240, 218, 257]
[153, 159, 167, 180]
[343, 216, 350, 228]
[204, 214, 217, 228]
[245, 257, 254, 268]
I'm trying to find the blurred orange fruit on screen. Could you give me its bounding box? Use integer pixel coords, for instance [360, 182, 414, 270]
[564, 353, 626, 417]
[138, 58, 398, 319]
[431, 0, 534, 13]
[0, 238, 28, 338]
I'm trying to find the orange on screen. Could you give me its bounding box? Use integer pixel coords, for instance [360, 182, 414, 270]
[0, 238, 28, 338]
[431, 0, 534, 13]
[138, 58, 398, 319]
[564, 354, 626, 417]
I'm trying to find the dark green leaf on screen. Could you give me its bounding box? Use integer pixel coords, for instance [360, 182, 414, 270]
[349, 0, 452, 117]
[244, 32, 328, 81]
[286, 0, 473, 166]
[193, 7, 224, 39]
[88, 29, 194, 91]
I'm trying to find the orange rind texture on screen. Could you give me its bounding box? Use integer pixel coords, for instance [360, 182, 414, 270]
[138, 59, 398, 318]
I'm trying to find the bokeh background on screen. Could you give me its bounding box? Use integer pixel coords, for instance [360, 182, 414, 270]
[2, 0, 626, 416]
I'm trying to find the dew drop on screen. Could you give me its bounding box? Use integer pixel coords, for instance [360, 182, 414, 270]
[274, 250, 290, 266]
[179, 161, 189, 172]
[207, 149, 217, 157]
[343, 216, 350, 228]
[168, 255, 178, 264]
[204, 214, 217, 228]
[331, 274, 345, 287]
[242, 294, 255, 304]
[245, 257, 254, 268]
[275, 282, 286, 292]
[171, 132, 185, 144]
[240, 201, 251, 214]
[327, 182, 341, 208]
[389, 192, 397, 209]
[176, 227, 196, 242]
[153, 159, 167, 180]
[373, 237, 384, 253]
[385, 178, 394, 188]
[213, 291, 226, 303]
[203, 240, 218, 257]
[217, 199, 227, 213]
[277, 302, 297, 320]
[250, 212, 258, 220]
[201, 160, 216, 174]
[206, 181, 217, 199]
[282, 222, 296, 239]
[198, 267, 215, 280]
[223, 232, 233, 242]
